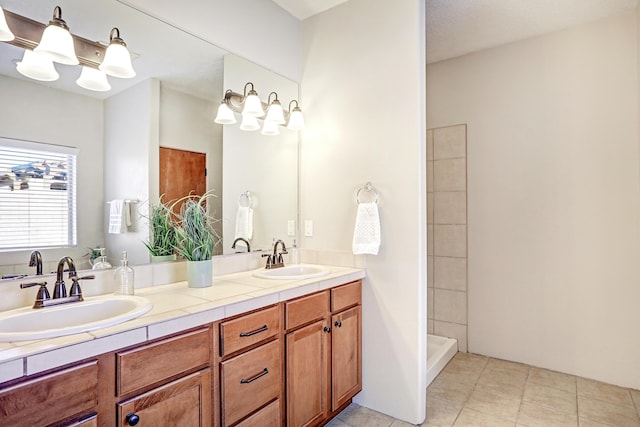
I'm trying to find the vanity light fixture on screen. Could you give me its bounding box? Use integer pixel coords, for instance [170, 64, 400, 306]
[76, 66, 111, 92]
[0, 6, 15, 41]
[99, 28, 135, 78]
[16, 49, 59, 81]
[34, 6, 78, 65]
[214, 82, 306, 134]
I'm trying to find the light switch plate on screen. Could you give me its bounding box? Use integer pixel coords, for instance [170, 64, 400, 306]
[304, 220, 313, 237]
[287, 220, 295, 236]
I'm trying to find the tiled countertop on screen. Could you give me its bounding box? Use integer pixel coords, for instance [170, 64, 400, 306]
[0, 264, 364, 384]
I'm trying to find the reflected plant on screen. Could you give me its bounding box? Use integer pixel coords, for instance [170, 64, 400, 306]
[171, 191, 222, 261]
[143, 195, 177, 257]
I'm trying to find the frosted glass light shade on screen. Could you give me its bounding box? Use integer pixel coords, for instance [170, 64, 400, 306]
[287, 108, 306, 131]
[239, 114, 260, 131]
[100, 42, 135, 78]
[265, 100, 285, 125]
[242, 92, 264, 117]
[76, 66, 111, 92]
[261, 119, 280, 136]
[35, 23, 78, 65]
[0, 7, 15, 41]
[214, 102, 236, 124]
[16, 50, 59, 82]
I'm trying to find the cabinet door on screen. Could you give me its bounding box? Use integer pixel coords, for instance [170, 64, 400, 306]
[117, 369, 211, 427]
[331, 306, 362, 411]
[286, 319, 330, 427]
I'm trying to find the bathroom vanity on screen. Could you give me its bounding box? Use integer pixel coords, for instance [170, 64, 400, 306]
[0, 266, 363, 427]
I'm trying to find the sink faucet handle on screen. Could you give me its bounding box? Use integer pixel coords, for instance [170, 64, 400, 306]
[78, 275, 95, 280]
[20, 281, 51, 306]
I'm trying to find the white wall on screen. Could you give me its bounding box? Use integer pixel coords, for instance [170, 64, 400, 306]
[0, 75, 103, 272]
[301, 0, 426, 423]
[119, 0, 301, 82]
[104, 79, 160, 266]
[427, 12, 640, 390]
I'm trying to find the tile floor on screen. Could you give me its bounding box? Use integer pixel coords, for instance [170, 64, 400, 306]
[327, 352, 640, 427]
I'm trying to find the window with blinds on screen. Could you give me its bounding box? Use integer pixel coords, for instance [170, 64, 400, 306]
[0, 138, 77, 251]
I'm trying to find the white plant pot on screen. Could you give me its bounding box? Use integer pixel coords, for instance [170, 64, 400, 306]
[187, 259, 213, 288]
[151, 254, 177, 263]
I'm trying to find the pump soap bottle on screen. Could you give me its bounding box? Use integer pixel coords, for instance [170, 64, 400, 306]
[290, 239, 299, 265]
[114, 250, 135, 295]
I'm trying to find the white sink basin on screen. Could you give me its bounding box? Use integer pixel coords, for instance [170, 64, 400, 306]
[253, 264, 330, 280]
[0, 295, 153, 342]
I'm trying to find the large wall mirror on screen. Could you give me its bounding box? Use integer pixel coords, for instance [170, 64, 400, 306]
[0, 0, 299, 278]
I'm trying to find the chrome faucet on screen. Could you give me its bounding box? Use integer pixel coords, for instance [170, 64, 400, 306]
[231, 237, 251, 253]
[262, 239, 288, 269]
[29, 250, 43, 276]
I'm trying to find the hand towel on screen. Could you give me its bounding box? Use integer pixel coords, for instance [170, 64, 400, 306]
[352, 202, 381, 255]
[108, 200, 131, 234]
[234, 206, 253, 248]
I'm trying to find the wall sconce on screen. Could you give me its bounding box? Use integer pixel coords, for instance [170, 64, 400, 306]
[0, 5, 136, 92]
[214, 82, 306, 134]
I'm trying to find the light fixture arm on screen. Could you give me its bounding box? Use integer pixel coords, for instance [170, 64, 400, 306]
[48, 6, 68, 30]
[109, 27, 127, 47]
[223, 84, 298, 118]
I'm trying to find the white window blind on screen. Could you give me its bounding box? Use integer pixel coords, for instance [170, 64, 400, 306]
[0, 138, 77, 251]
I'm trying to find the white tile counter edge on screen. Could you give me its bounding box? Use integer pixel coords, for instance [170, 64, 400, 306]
[0, 265, 364, 380]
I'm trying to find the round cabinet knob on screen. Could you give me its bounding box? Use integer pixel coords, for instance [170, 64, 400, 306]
[334, 321, 342, 328]
[125, 413, 140, 426]
[323, 326, 331, 333]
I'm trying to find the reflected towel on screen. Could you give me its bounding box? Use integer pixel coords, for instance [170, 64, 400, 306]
[234, 206, 253, 248]
[352, 202, 381, 255]
[108, 200, 131, 234]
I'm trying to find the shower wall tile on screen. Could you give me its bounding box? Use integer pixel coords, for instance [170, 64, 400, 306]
[435, 256, 467, 291]
[428, 255, 434, 287]
[428, 319, 434, 335]
[434, 225, 467, 258]
[427, 160, 434, 192]
[427, 129, 434, 161]
[434, 191, 467, 225]
[434, 321, 467, 353]
[434, 289, 467, 324]
[427, 192, 434, 224]
[428, 224, 434, 256]
[428, 286, 434, 321]
[434, 158, 466, 191]
[434, 125, 466, 160]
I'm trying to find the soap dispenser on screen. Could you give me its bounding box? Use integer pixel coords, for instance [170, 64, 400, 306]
[92, 248, 112, 270]
[114, 250, 135, 295]
[290, 239, 299, 265]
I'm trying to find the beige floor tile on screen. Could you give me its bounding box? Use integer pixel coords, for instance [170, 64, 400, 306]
[432, 369, 480, 389]
[528, 367, 577, 394]
[325, 418, 352, 427]
[476, 365, 528, 398]
[578, 395, 640, 427]
[577, 377, 635, 408]
[631, 389, 640, 415]
[428, 380, 473, 405]
[443, 353, 487, 379]
[517, 402, 578, 427]
[523, 382, 577, 415]
[390, 419, 416, 427]
[579, 417, 617, 427]
[452, 407, 514, 427]
[465, 388, 522, 423]
[337, 403, 398, 427]
[486, 358, 531, 377]
[425, 396, 463, 427]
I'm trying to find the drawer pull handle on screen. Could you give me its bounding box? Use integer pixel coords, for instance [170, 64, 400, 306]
[125, 413, 140, 426]
[239, 324, 268, 337]
[323, 326, 331, 333]
[240, 368, 269, 384]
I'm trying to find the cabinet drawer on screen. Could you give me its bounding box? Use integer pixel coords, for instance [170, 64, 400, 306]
[220, 305, 279, 357]
[221, 340, 281, 426]
[286, 290, 330, 330]
[0, 361, 98, 426]
[331, 280, 361, 312]
[117, 327, 211, 396]
[234, 399, 280, 427]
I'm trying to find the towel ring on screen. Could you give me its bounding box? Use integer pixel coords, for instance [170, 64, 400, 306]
[356, 182, 379, 204]
[239, 191, 252, 208]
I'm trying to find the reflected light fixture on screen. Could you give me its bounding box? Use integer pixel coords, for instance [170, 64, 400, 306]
[76, 66, 111, 92]
[0, 6, 15, 41]
[34, 6, 78, 65]
[99, 28, 135, 78]
[16, 49, 59, 82]
[264, 92, 285, 125]
[239, 114, 260, 131]
[214, 90, 237, 124]
[286, 100, 305, 131]
[241, 82, 265, 117]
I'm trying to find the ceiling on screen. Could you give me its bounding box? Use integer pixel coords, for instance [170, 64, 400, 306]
[427, 0, 638, 63]
[271, 0, 349, 20]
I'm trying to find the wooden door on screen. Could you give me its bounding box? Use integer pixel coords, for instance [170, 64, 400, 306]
[286, 319, 330, 427]
[159, 147, 206, 211]
[331, 306, 362, 411]
[117, 369, 211, 427]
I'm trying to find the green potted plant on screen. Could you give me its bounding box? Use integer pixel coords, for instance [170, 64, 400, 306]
[172, 190, 222, 287]
[143, 196, 178, 262]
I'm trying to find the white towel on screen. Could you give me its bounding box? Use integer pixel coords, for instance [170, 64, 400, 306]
[352, 202, 381, 255]
[108, 200, 131, 234]
[234, 206, 253, 247]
